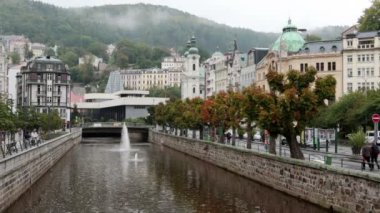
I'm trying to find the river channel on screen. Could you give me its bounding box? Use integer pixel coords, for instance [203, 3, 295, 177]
[6, 138, 327, 213]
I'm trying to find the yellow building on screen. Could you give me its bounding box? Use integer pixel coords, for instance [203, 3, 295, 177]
[255, 20, 343, 100]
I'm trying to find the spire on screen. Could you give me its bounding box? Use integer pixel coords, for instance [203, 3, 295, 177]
[190, 35, 196, 47]
[186, 40, 191, 49]
[233, 40, 238, 51]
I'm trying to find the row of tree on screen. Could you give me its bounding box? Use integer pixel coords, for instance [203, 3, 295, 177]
[0, 97, 64, 137]
[151, 67, 336, 159]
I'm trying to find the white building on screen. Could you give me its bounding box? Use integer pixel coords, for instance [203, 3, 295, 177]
[161, 49, 185, 69]
[226, 41, 246, 92]
[75, 90, 168, 121]
[79, 54, 104, 69]
[7, 65, 24, 112]
[31, 43, 46, 58]
[342, 26, 380, 94]
[181, 36, 204, 100]
[205, 51, 225, 97]
[0, 42, 8, 96]
[16, 56, 71, 125]
[0, 35, 30, 62]
[121, 68, 181, 90]
[240, 48, 268, 89]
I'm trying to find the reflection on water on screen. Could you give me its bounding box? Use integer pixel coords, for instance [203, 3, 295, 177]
[6, 138, 327, 213]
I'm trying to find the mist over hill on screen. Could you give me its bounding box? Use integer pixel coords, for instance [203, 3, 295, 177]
[0, 0, 347, 53]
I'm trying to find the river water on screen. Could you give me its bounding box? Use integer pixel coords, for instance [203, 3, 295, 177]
[7, 138, 327, 213]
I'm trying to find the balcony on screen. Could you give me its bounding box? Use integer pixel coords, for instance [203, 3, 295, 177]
[26, 79, 46, 84]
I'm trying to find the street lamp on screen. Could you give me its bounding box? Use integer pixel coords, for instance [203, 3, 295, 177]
[335, 123, 340, 153]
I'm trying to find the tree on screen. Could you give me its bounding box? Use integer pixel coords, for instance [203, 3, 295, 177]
[358, 0, 380, 31]
[0, 98, 16, 133]
[242, 86, 266, 149]
[225, 91, 244, 146]
[265, 67, 336, 159]
[183, 98, 204, 139]
[305, 34, 322, 42]
[10, 52, 21, 64]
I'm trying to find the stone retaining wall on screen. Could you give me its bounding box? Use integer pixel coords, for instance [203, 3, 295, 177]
[0, 131, 82, 212]
[150, 130, 380, 213]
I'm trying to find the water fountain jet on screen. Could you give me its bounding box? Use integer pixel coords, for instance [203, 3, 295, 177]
[120, 123, 130, 150]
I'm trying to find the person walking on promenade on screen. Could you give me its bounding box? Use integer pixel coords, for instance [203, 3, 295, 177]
[362, 144, 373, 170]
[371, 142, 380, 169]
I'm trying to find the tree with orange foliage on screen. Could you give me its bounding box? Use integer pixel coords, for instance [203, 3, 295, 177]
[264, 67, 336, 159]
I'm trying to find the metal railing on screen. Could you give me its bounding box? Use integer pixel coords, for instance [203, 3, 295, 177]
[82, 122, 153, 128]
[0, 130, 75, 159]
[160, 129, 373, 173]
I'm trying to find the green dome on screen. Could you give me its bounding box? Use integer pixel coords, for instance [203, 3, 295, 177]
[184, 51, 189, 57]
[189, 47, 199, 54]
[271, 19, 305, 53]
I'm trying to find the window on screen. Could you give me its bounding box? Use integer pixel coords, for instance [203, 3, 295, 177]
[316, 63, 320, 71]
[357, 82, 361, 91]
[193, 87, 196, 94]
[320, 63, 324, 71]
[300, 64, 304, 72]
[320, 46, 325, 52]
[347, 55, 353, 63]
[371, 54, 374, 62]
[358, 68, 362, 77]
[371, 82, 375, 90]
[347, 40, 353, 47]
[347, 83, 352, 92]
[358, 55, 361, 62]
[366, 68, 370, 77]
[305, 63, 308, 71]
[347, 68, 352, 77]
[328, 62, 331, 71]
[332, 45, 337, 52]
[193, 64, 196, 71]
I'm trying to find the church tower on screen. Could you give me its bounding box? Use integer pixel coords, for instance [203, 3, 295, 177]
[181, 35, 203, 100]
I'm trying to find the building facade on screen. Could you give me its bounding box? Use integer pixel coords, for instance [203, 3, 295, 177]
[181, 36, 204, 100]
[75, 90, 168, 121]
[16, 56, 71, 123]
[342, 26, 380, 94]
[0, 42, 8, 96]
[121, 68, 181, 90]
[240, 48, 269, 89]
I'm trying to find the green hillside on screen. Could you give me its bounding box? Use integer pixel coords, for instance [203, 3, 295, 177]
[0, 0, 279, 52]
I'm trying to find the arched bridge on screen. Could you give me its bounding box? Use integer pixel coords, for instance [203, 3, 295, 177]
[82, 122, 152, 143]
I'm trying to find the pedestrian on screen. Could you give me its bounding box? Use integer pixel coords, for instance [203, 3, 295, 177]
[226, 132, 232, 144]
[371, 142, 380, 169]
[362, 145, 374, 171]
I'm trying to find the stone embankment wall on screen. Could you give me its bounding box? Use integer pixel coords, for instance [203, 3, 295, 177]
[0, 131, 82, 212]
[150, 130, 380, 213]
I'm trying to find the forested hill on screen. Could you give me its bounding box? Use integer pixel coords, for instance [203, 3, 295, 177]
[0, 0, 347, 52]
[0, 0, 274, 52]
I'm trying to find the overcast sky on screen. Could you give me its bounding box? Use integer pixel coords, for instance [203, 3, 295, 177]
[38, 0, 372, 32]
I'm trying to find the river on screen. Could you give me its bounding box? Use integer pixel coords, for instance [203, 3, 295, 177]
[6, 138, 327, 213]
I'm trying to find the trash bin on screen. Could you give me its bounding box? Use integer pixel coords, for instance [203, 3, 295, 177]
[324, 155, 332, 165]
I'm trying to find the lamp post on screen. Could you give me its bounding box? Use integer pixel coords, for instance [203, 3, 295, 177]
[335, 123, 339, 153]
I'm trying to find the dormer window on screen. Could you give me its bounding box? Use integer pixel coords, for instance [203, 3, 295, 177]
[304, 47, 310, 53]
[320, 46, 325, 52]
[332, 45, 337, 52]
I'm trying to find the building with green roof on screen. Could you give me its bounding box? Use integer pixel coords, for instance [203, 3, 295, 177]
[271, 19, 305, 53]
